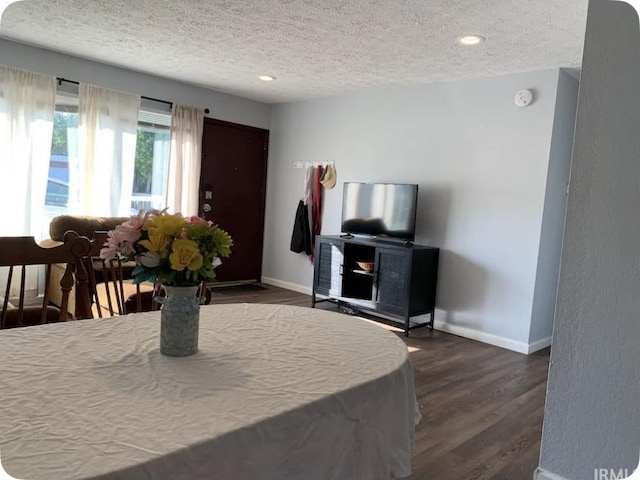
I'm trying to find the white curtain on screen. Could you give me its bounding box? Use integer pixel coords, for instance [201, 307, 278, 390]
[0, 65, 56, 238]
[0, 65, 56, 299]
[166, 104, 204, 216]
[69, 84, 140, 216]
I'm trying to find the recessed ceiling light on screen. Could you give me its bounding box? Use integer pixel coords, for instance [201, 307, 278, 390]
[457, 35, 485, 46]
[259, 75, 276, 82]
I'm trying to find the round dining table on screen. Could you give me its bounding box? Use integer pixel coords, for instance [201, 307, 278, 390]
[0, 303, 420, 480]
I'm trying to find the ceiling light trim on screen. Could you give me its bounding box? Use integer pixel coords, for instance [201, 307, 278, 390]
[457, 35, 485, 46]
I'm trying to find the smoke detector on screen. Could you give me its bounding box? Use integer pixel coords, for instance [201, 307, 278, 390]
[514, 89, 534, 108]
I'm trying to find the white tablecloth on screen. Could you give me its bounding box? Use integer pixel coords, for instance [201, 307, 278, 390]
[1, 303, 420, 480]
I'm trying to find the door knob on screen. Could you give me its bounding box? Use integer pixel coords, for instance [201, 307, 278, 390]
[203, 203, 212, 213]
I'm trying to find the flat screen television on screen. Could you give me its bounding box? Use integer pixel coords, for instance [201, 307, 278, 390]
[341, 182, 418, 241]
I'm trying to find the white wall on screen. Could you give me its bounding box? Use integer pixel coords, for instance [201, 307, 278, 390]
[0, 38, 270, 129]
[537, 0, 640, 478]
[529, 69, 579, 346]
[263, 69, 568, 353]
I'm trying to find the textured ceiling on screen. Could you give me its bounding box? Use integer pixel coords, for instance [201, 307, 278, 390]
[0, 0, 588, 104]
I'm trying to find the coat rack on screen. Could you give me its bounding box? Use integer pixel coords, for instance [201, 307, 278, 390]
[292, 161, 335, 169]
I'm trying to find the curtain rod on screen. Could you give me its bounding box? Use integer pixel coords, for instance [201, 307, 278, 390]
[56, 77, 174, 108]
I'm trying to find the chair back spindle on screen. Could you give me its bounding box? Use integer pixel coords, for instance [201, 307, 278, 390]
[0, 236, 92, 329]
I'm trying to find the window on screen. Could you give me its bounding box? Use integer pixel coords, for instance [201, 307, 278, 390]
[44, 92, 171, 221]
[131, 110, 171, 214]
[44, 96, 77, 221]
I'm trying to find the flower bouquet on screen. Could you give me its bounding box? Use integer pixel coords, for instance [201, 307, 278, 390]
[100, 209, 232, 356]
[100, 209, 233, 287]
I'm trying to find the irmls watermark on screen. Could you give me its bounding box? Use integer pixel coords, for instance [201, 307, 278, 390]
[596, 469, 637, 480]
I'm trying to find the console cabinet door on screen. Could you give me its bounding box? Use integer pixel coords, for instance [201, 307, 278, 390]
[314, 239, 344, 297]
[374, 248, 410, 314]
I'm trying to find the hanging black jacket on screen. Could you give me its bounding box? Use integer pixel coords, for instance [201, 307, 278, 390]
[290, 200, 312, 255]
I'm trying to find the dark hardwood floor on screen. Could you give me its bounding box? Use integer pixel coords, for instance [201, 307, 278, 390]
[210, 283, 550, 480]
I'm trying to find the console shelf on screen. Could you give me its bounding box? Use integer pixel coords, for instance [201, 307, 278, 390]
[311, 235, 439, 336]
[351, 269, 374, 276]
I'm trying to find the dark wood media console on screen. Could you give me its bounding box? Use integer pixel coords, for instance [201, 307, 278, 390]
[311, 235, 439, 336]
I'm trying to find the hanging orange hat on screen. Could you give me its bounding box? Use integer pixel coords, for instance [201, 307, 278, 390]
[320, 165, 337, 189]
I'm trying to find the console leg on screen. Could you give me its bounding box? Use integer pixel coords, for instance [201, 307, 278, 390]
[311, 291, 316, 308]
[429, 311, 434, 330]
[404, 315, 410, 337]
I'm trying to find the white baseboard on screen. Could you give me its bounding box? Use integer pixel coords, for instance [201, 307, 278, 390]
[528, 336, 552, 354]
[433, 319, 531, 354]
[261, 277, 546, 355]
[534, 468, 570, 480]
[261, 277, 313, 296]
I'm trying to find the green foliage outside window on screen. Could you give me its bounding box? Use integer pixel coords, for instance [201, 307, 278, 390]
[51, 112, 77, 156]
[133, 129, 155, 194]
[49, 112, 161, 196]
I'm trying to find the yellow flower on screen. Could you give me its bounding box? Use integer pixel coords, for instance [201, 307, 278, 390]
[170, 239, 203, 271]
[139, 228, 169, 253]
[148, 214, 187, 237]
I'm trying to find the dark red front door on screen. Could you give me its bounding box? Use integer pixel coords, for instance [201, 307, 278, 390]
[199, 118, 269, 283]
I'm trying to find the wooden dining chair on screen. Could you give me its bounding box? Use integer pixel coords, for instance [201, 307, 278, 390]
[0, 235, 92, 329]
[67, 231, 212, 318]
[64, 231, 159, 319]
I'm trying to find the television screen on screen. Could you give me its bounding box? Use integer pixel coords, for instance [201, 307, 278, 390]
[341, 183, 418, 241]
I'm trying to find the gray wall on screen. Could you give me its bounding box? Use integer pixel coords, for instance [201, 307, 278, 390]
[529, 69, 579, 345]
[264, 69, 565, 352]
[538, 1, 640, 478]
[0, 38, 270, 129]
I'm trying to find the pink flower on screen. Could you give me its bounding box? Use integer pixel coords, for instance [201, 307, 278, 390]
[129, 211, 150, 230]
[187, 215, 208, 225]
[99, 228, 135, 259]
[99, 244, 118, 261]
[116, 222, 142, 244]
[100, 230, 122, 260]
